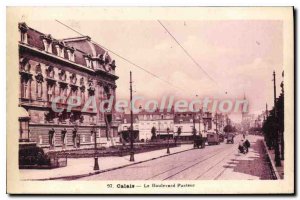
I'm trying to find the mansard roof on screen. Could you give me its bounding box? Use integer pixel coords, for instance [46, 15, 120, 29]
[62, 36, 112, 63]
[19, 22, 116, 73]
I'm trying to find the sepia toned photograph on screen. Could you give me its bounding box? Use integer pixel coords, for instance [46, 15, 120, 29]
[6, 7, 294, 194]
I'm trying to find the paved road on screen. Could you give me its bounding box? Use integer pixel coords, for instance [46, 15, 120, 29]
[78, 135, 274, 180]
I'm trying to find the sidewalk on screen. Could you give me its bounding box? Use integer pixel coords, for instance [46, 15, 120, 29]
[264, 144, 284, 179]
[20, 144, 194, 180]
[217, 135, 276, 180]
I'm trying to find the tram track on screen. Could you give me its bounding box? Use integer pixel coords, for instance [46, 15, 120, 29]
[160, 144, 238, 180]
[194, 146, 238, 180]
[145, 145, 227, 180]
[212, 147, 242, 180]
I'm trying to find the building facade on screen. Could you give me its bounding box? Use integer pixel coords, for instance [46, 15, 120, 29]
[118, 109, 216, 141]
[174, 111, 214, 140]
[118, 109, 175, 141]
[18, 22, 120, 151]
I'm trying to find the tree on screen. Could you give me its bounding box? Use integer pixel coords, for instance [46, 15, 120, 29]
[177, 127, 182, 137]
[223, 125, 234, 133]
[192, 127, 197, 148]
[151, 126, 156, 141]
[262, 110, 276, 150]
[175, 127, 182, 145]
[192, 127, 197, 136]
[276, 93, 284, 159]
[262, 87, 284, 153]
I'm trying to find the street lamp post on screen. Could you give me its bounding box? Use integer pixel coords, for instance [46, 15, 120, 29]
[92, 125, 99, 170]
[198, 112, 202, 136]
[215, 113, 218, 135]
[273, 71, 281, 167]
[129, 71, 135, 162]
[166, 127, 170, 154]
[193, 111, 197, 148]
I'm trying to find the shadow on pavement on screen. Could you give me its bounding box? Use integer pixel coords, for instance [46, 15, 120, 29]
[223, 139, 275, 180]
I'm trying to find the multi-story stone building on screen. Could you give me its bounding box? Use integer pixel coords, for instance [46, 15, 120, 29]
[18, 22, 119, 151]
[173, 111, 214, 140]
[119, 109, 175, 141]
[118, 109, 215, 142]
[138, 109, 174, 140]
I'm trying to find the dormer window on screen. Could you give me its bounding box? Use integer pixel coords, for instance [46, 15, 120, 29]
[84, 55, 92, 68]
[41, 35, 53, 53]
[20, 31, 28, 44]
[55, 42, 65, 58]
[18, 22, 28, 44]
[66, 48, 75, 62]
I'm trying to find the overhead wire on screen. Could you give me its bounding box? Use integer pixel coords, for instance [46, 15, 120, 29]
[55, 19, 190, 94]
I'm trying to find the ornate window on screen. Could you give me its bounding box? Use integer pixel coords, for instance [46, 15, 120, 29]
[87, 79, 95, 96]
[18, 22, 28, 44]
[104, 85, 111, 99]
[72, 129, 77, 148]
[80, 77, 86, 104]
[59, 82, 68, 103]
[47, 83, 55, 102]
[55, 42, 65, 57]
[19, 58, 32, 99]
[35, 64, 44, 99]
[20, 78, 29, 99]
[80, 77, 84, 86]
[19, 58, 31, 72]
[41, 34, 53, 53]
[19, 114, 30, 142]
[61, 128, 67, 148]
[70, 73, 77, 84]
[58, 69, 66, 81]
[48, 128, 55, 149]
[46, 66, 55, 78]
[84, 54, 92, 68]
[66, 47, 75, 62]
[45, 66, 56, 102]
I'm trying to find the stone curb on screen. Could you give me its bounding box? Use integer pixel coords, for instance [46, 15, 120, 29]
[25, 146, 196, 181]
[262, 141, 281, 180]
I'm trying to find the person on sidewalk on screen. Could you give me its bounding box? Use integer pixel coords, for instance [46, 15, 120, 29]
[243, 139, 250, 153]
[238, 139, 245, 154]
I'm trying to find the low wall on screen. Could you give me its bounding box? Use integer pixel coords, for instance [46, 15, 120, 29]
[48, 143, 179, 158]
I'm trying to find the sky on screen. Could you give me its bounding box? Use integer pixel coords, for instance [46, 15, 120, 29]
[24, 20, 283, 122]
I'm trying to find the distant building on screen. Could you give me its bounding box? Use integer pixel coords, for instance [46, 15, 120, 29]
[241, 94, 255, 131]
[119, 109, 175, 141]
[174, 111, 202, 140]
[118, 108, 217, 142]
[18, 22, 119, 151]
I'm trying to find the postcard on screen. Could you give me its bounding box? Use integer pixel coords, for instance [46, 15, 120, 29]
[6, 7, 294, 194]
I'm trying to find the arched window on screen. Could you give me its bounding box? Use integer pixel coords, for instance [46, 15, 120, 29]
[49, 128, 55, 149]
[19, 57, 31, 72]
[61, 128, 67, 148]
[46, 66, 55, 78]
[58, 69, 66, 81]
